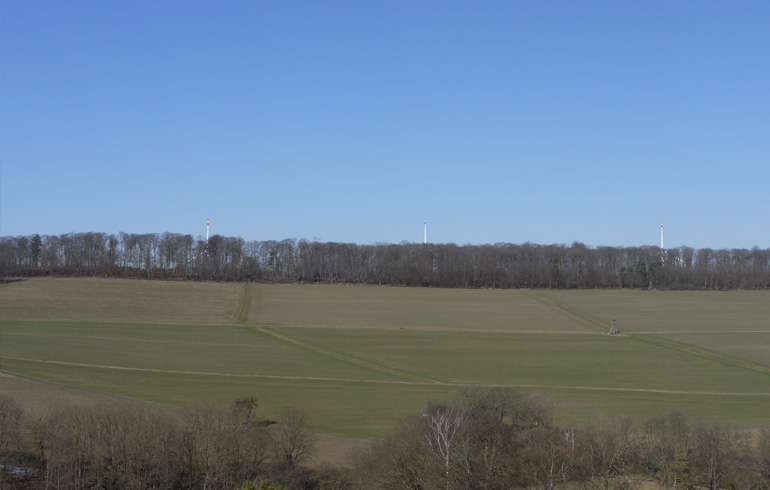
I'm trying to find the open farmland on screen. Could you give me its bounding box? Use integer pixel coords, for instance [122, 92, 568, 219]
[1, 277, 769, 439]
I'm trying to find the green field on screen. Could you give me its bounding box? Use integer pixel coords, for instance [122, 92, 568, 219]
[2, 278, 769, 438]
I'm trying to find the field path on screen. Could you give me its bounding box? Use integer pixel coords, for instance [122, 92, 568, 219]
[1, 358, 436, 386]
[630, 335, 770, 375]
[527, 290, 770, 376]
[236, 283, 253, 324]
[637, 330, 770, 334]
[4, 360, 770, 397]
[522, 290, 607, 332]
[249, 326, 439, 384]
[233, 284, 440, 383]
[255, 322, 601, 335]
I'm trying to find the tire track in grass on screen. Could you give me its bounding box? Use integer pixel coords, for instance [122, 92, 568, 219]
[3, 361, 770, 396]
[522, 290, 607, 332]
[630, 335, 770, 376]
[0, 358, 434, 385]
[526, 290, 770, 376]
[249, 326, 440, 384]
[254, 323, 600, 334]
[640, 330, 770, 334]
[0, 370, 180, 409]
[234, 285, 438, 384]
[236, 283, 252, 324]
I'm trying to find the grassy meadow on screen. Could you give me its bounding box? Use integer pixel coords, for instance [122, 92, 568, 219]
[1, 277, 769, 439]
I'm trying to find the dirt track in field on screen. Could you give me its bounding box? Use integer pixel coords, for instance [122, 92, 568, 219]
[522, 290, 770, 376]
[4, 359, 770, 397]
[255, 322, 603, 334]
[251, 325, 440, 383]
[634, 330, 770, 334]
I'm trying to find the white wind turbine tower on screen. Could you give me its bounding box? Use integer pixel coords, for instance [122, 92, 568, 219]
[660, 221, 667, 264]
[662, 221, 684, 267]
[424, 218, 427, 244]
[186, 218, 211, 265]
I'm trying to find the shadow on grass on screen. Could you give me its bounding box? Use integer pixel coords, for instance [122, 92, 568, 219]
[0, 278, 25, 285]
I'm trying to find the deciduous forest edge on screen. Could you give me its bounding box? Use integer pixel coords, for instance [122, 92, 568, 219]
[2, 233, 769, 289]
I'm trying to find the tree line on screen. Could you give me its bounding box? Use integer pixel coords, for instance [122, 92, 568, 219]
[1, 232, 769, 289]
[3, 389, 770, 490]
[351, 387, 770, 490]
[0, 395, 318, 490]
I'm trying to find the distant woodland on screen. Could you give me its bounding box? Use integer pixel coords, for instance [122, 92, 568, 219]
[1, 232, 769, 289]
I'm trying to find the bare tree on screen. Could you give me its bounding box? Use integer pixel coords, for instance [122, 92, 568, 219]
[232, 397, 259, 428]
[423, 405, 468, 490]
[0, 396, 22, 483]
[758, 429, 770, 489]
[351, 415, 428, 490]
[586, 415, 637, 490]
[271, 407, 316, 478]
[691, 423, 746, 490]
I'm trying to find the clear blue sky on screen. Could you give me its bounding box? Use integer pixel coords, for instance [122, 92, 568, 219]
[2, 1, 768, 249]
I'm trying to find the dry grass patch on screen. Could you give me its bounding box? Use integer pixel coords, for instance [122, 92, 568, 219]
[0, 277, 242, 324]
[252, 284, 594, 333]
